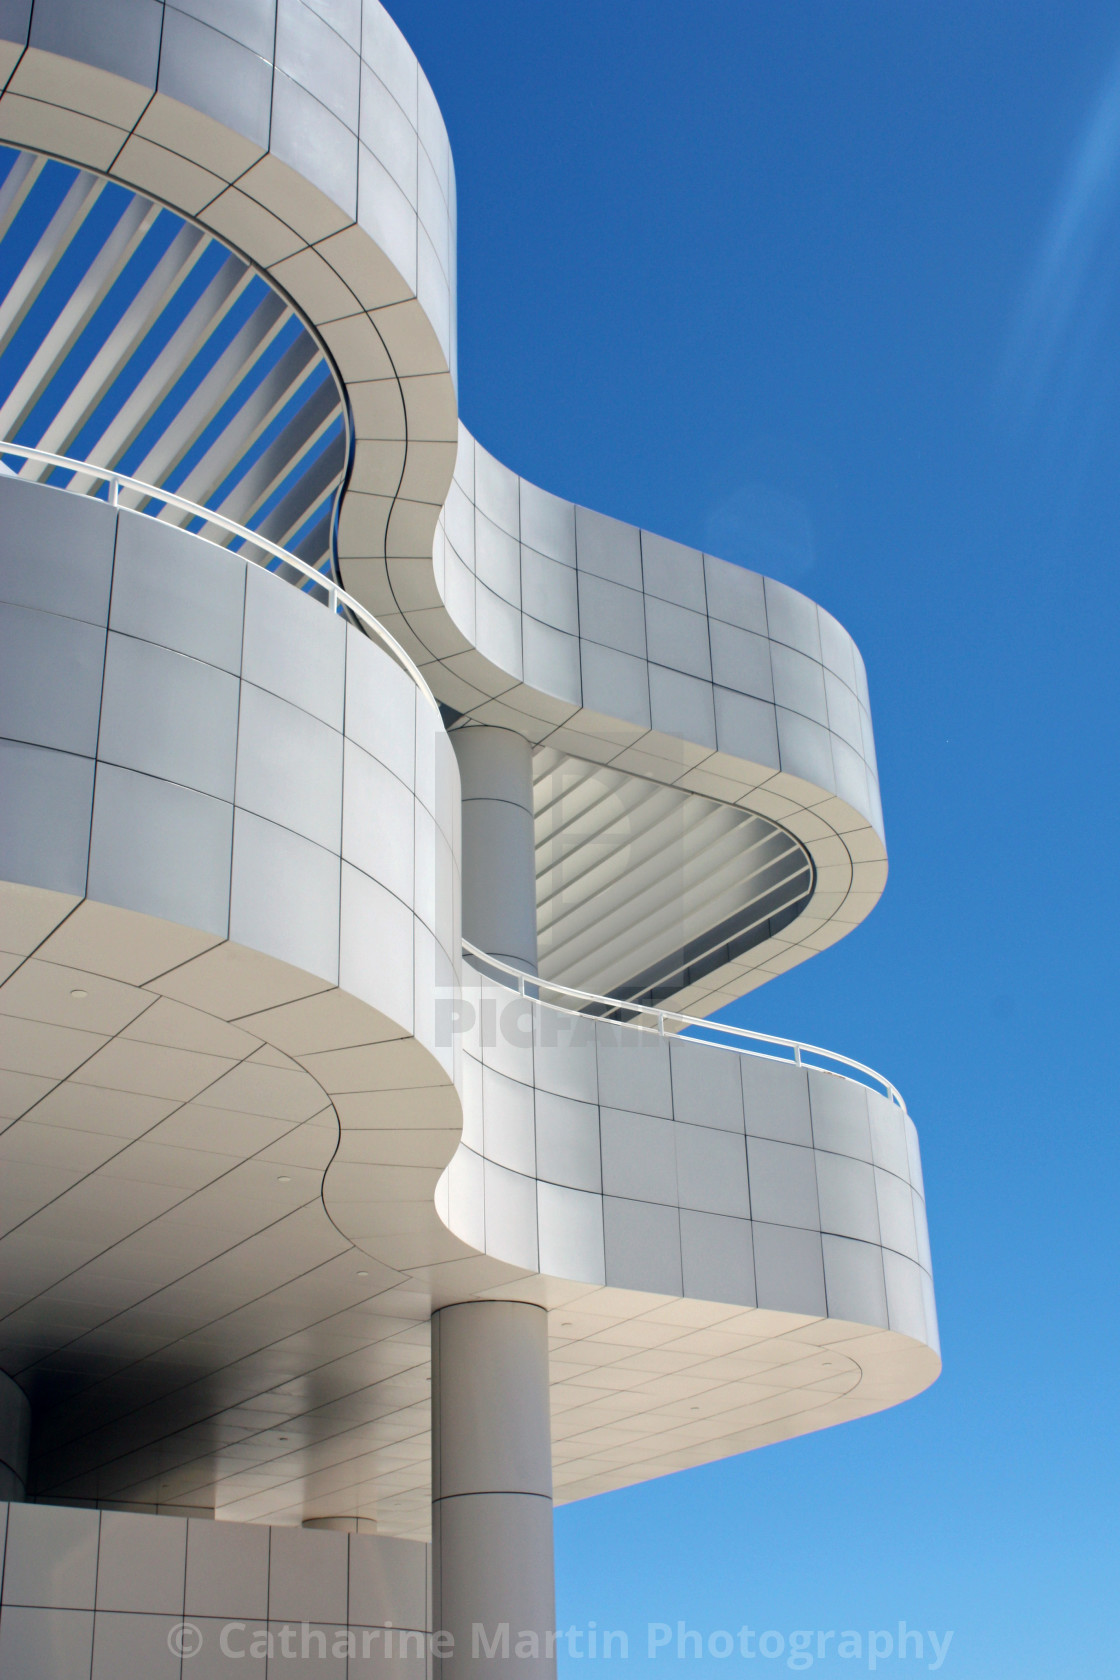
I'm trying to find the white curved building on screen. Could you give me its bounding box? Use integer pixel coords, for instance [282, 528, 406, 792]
[0, 5, 937, 1675]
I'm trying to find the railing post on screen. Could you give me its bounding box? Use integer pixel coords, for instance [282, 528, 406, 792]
[794, 1044, 802, 1067]
[107, 474, 118, 507]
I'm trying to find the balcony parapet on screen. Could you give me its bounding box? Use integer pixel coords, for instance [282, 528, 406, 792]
[0, 441, 439, 711]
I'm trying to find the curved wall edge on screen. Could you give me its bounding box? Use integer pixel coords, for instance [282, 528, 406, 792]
[0, 3, 888, 1011]
[0, 5, 938, 1536]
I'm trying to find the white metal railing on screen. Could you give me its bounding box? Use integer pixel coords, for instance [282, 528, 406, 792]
[462, 939, 906, 1111]
[0, 440, 439, 712]
[1, 441, 902, 1109]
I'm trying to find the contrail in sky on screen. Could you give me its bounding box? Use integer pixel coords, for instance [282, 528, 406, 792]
[1002, 41, 1120, 442]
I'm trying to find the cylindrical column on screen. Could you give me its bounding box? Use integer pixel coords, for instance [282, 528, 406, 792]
[432, 1301, 555, 1678]
[450, 725, 537, 973]
[0, 1370, 30, 1501]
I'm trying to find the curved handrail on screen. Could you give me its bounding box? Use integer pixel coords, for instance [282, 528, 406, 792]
[462, 938, 907, 1111]
[0, 440, 440, 713]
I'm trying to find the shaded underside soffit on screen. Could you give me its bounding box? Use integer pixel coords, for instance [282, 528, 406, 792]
[0, 146, 347, 574]
[533, 749, 815, 1004]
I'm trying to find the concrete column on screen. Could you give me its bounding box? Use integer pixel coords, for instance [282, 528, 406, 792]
[0, 1370, 30, 1500]
[432, 1301, 556, 1679]
[450, 726, 537, 973]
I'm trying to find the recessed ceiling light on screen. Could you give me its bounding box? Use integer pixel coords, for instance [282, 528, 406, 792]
[356, 1270, 369, 1278]
[70, 988, 87, 998]
[277, 1175, 291, 1183]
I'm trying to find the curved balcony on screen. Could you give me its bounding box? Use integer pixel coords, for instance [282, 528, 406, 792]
[0, 0, 937, 1543]
[430, 958, 935, 1506]
[0, 469, 935, 1530]
[0, 2, 882, 1017]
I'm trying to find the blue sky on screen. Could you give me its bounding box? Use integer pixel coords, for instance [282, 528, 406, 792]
[384, 3, 1120, 1675]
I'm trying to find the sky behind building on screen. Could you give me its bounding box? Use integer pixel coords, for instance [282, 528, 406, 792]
[382, 4, 1120, 1674]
